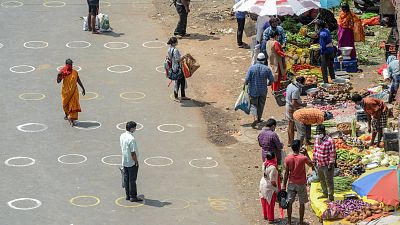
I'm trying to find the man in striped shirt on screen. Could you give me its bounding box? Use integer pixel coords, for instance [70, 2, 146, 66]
[313, 124, 336, 202]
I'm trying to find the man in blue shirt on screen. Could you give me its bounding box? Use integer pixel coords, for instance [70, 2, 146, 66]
[244, 53, 274, 128]
[263, 17, 287, 47]
[235, 0, 248, 48]
[316, 20, 336, 83]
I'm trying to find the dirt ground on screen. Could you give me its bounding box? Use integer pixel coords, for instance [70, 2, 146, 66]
[150, 1, 387, 224]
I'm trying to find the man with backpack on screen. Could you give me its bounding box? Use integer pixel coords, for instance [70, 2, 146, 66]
[87, 0, 100, 34]
[173, 0, 191, 38]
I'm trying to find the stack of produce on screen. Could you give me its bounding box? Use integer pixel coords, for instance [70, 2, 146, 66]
[336, 149, 365, 178]
[361, 148, 400, 167]
[317, 176, 354, 193]
[281, 17, 303, 33]
[325, 83, 353, 101]
[329, 199, 371, 218]
[287, 32, 311, 47]
[286, 44, 311, 66]
[344, 203, 387, 223]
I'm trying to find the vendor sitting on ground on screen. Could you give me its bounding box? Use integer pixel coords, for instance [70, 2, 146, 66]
[351, 94, 388, 146]
[293, 108, 327, 146]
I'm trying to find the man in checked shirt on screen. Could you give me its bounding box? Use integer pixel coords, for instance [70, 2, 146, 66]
[313, 124, 336, 202]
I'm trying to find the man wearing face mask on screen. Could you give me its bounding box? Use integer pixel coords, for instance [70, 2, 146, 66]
[313, 124, 336, 202]
[285, 76, 307, 146]
[351, 94, 388, 146]
[120, 121, 143, 202]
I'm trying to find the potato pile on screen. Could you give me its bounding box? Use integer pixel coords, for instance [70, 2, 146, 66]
[344, 203, 386, 223]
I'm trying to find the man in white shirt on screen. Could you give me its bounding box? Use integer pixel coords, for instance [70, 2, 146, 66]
[120, 121, 142, 202]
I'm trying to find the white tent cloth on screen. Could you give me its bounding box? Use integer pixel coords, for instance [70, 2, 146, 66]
[233, 0, 321, 16]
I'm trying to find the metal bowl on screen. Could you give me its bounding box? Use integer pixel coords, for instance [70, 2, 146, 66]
[306, 88, 318, 95]
[339, 47, 353, 57]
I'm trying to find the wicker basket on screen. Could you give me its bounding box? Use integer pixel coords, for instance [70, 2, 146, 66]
[337, 122, 360, 135]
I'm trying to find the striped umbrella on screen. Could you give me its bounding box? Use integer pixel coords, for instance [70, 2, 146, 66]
[233, 0, 321, 16]
[352, 168, 400, 206]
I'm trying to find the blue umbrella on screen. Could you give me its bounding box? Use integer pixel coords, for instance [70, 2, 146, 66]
[320, 0, 340, 9]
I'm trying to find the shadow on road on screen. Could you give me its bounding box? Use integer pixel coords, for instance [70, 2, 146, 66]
[100, 31, 125, 37]
[138, 195, 171, 208]
[184, 33, 220, 41]
[180, 99, 216, 108]
[74, 121, 101, 129]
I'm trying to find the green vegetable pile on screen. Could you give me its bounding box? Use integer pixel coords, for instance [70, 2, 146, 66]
[281, 17, 303, 33]
[287, 32, 311, 47]
[319, 176, 353, 193]
[337, 149, 361, 162]
[333, 176, 353, 193]
[322, 121, 336, 128]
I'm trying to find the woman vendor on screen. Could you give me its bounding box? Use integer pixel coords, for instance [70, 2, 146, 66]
[337, 3, 362, 58]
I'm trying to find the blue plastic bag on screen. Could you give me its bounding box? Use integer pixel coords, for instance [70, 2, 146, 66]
[234, 85, 250, 114]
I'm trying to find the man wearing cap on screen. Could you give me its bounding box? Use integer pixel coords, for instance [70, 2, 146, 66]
[244, 53, 274, 128]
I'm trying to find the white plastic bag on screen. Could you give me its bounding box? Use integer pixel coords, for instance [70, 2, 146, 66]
[82, 16, 100, 31]
[383, 68, 389, 80]
[234, 86, 250, 114]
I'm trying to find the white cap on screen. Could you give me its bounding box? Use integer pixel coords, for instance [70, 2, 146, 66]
[257, 53, 265, 61]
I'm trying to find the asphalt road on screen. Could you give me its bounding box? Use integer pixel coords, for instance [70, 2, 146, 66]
[0, 1, 247, 225]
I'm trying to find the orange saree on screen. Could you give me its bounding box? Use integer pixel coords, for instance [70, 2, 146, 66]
[61, 70, 81, 121]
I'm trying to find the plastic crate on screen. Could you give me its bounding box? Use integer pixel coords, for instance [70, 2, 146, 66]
[334, 58, 358, 73]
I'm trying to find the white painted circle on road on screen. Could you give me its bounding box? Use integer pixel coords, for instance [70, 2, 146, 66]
[156, 66, 165, 73]
[73, 121, 101, 130]
[0, 43, 3, 48]
[43, 1, 66, 8]
[66, 41, 91, 49]
[189, 157, 219, 169]
[142, 41, 167, 49]
[119, 92, 145, 100]
[18, 93, 46, 101]
[116, 122, 143, 131]
[80, 92, 98, 100]
[144, 156, 173, 167]
[17, 123, 48, 133]
[104, 42, 129, 49]
[57, 65, 82, 72]
[107, 65, 133, 73]
[10, 65, 35, 74]
[58, 154, 87, 165]
[23, 41, 48, 49]
[101, 155, 121, 166]
[157, 124, 184, 133]
[8, 198, 42, 210]
[1, 1, 23, 8]
[5, 157, 35, 167]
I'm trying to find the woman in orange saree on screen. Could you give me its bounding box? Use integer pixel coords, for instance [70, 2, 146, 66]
[57, 59, 86, 126]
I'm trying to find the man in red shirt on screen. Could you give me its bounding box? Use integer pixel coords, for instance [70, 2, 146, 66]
[313, 124, 336, 202]
[283, 140, 313, 225]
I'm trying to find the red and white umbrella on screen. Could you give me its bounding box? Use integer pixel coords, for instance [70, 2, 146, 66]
[233, 0, 321, 16]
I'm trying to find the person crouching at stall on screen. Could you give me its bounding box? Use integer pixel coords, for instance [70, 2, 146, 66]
[266, 30, 288, 93]
[293, 108, 327, 146]
[260, 151, 282, 223]
[351, 94, 388, 146]
[387, 55, 400, 103]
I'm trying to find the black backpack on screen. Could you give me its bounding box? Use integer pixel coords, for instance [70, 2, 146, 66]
[277, 190, 289, 209]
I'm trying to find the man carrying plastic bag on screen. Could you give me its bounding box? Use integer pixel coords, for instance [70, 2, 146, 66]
[243, 53, 274, 128]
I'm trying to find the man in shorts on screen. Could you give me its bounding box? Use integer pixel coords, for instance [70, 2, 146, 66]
[351, 94, 388, 146]
[87, 0, 100, 34]
[283, 140, 313, 225]
[285, 76, 306, 146]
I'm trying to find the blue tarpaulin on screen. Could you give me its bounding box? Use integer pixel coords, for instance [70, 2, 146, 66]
[320, 0, 340, 9]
